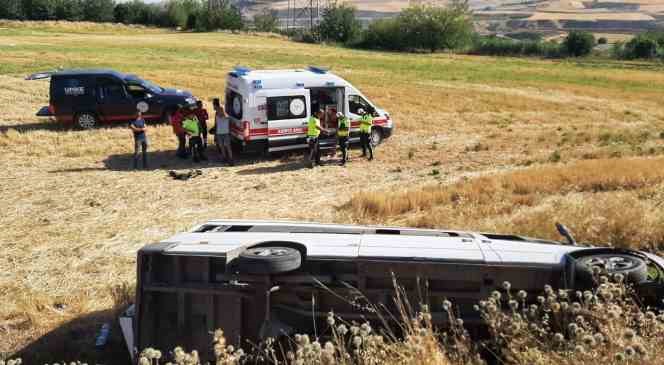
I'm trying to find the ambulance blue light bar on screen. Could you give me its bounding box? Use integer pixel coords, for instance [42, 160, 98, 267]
[308, 66, 329, 74]
[230, 66, 252, 77]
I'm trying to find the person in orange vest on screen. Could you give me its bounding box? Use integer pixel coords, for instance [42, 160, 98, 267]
[194, 100, 209, 149]
[170, 105, 188, 159]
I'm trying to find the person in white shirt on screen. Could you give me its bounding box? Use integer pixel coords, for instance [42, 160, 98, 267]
[213, 98, 234, 166]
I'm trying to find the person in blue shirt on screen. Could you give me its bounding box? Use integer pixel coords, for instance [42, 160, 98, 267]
[130, 112, 148, 169]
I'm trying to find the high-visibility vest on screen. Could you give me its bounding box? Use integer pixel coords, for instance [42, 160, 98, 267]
[183, 116, 200, 136]
[307, 116, 320, 138]
[338, 117, 349, 137]
[359, 114, 373, 134]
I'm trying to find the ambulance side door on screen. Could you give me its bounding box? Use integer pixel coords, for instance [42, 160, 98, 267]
[345, 88, 374, 139]
[256, 89, 311, 151]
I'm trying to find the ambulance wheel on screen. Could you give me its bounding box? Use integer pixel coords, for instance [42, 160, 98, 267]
[75, 112, 98, 129]
[237, 246, 302, 274]
[370, 127, 383, 147]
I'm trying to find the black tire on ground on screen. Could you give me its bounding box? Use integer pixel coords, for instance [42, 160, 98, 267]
[236, 246, 302, 274]
[574, 253, 648, 288]
[75, 112, 98, 129]
[370, 127, 383, 147]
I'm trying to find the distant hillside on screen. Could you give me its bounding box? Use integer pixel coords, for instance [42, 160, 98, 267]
[247, 0, 663, 36]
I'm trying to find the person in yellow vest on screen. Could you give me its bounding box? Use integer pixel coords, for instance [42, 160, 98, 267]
[307, 110, 325, 167]
[336, 112, 350, 166]
[182, 105, 206, 163]
[358, 108, 373, 161]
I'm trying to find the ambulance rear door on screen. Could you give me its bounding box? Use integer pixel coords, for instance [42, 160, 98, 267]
[256, 88, 311, 153]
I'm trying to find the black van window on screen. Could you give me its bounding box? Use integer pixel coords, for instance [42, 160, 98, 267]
[226, 90, 243, 119]
[54, 77, 86, 97]
[127, 83, 148, 99]
[267, 96, 307, 120]
[97, 78, 128, 103]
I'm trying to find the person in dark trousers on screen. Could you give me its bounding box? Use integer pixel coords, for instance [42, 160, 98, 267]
[336, 112, 350, 166]
[212, 98, 234, 165]
[358, 108, 374, 161]
[194, 100, 209, 149]
[307, 110, 325, 167]
[182, 106, 206, 163]
[171, 105, 187, 159]
[130, 111, 148, 169]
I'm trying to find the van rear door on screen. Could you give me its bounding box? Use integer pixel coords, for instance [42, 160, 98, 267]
[256, 89, 310, 152]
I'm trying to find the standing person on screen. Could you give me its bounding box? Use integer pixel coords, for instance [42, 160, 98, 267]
[129, 111, 148, 169]
[337, 112, 350, 166]
[358, 108, 374, 161]
[306, 110, 325, 167]
[182, 106, 207, 163]
[171, 105, 187, 159]
[213, 98, 234, 166]
[194, 100, 209, 149]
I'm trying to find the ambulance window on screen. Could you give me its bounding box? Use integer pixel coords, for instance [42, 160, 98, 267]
[226, 90, 243, 119]
[349, 95, 373, 115]
[267, 96, 307, 120]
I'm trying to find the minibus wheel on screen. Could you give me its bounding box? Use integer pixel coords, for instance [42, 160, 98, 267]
[574, 253, 648, 288]
[237, 246, 302, 274]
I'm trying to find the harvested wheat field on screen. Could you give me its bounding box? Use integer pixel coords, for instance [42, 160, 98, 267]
[3, 21, 664, 364]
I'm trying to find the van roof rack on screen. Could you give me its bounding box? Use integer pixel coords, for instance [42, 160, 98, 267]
[307, 66, 329, 74]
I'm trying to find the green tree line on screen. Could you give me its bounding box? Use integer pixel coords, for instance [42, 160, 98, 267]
[0, 0, 243, 30]
[2, 0, 662, 60]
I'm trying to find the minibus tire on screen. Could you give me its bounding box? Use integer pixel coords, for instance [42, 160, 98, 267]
[574, 253, 648, 288]
[237, 246, 302, 274]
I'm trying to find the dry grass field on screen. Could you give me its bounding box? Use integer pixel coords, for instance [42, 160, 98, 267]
[3, 21, 664, 363]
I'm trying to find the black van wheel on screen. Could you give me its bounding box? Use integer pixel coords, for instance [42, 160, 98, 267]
[370, 127, 383, 147]
[75, 112, 98, 129]
[237, 247, 301, 274]
[574, 253, 648, 287]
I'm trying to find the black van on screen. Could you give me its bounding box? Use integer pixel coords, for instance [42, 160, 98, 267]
[28, 69, 196, 129]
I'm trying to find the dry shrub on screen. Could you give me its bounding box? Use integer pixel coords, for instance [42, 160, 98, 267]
[347, 157, 664, 219]
[135, 315, 462, 365]
[0, 20, 162, 33]
[344, 157, 664, 249]
[25, 278, 664, 365]
[480, 277, 664, 364]
[132, 280, 476, 365]
[482, 190, 664, 250]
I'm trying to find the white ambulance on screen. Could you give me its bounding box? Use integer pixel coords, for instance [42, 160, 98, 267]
[224, 66, 394, 153]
